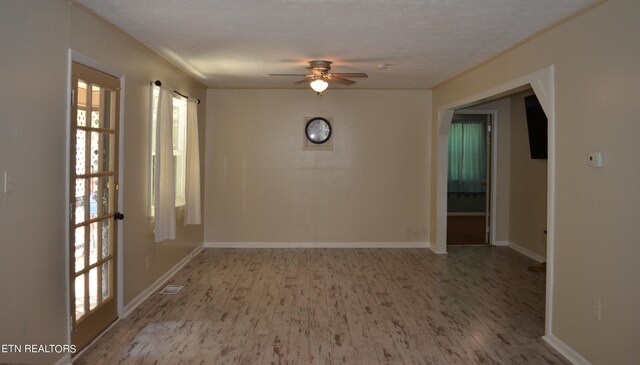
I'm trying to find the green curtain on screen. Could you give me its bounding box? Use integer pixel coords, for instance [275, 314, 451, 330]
[448, 120, 486, 193]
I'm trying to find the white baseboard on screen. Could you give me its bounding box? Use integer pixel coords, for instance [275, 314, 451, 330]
[204, 241, 431, 249]
[188, 242, 204, 259]
[122, 242, 203, 318]
[430, 246, 448, 254]
[543, 334, 592, 365]
[494, 240, 545, 263]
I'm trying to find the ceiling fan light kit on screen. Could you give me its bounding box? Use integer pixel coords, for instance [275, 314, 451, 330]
[310, 79, 329, 94]
[269, 60, 368, 95]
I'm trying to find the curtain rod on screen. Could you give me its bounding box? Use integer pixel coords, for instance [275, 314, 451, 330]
[152, 80, 201, 104]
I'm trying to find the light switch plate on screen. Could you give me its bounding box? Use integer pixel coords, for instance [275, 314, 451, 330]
[3, 171, 13, 193]
[588, 152, 604, 168]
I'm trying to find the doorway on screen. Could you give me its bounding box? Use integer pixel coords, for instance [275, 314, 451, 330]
[69, 62, 121, 351]
[446, 112, 492, 245]
[434, 65, 555, 337]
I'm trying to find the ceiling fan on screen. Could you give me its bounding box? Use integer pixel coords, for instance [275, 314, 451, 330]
[269, 60, 368, 95]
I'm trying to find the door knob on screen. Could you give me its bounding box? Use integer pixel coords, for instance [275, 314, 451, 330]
[114, 212, 125, 220]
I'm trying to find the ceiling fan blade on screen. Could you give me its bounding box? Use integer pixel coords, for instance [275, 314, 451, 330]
[269, 73, 308, 77]
[294, 79, 310, 84]
[330, 72, 368, 78]
[327, 76, 356, 85]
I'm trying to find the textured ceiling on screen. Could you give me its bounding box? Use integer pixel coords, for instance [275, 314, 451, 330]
[77, 0, 599, 89]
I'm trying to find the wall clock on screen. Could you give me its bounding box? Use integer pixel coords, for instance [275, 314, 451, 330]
[305, 117, 332, 144]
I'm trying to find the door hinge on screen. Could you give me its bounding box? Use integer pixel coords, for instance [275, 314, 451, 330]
[487, 124, 492, 132]
[71, 89, 75, 106]
[115, 183, 119, 191]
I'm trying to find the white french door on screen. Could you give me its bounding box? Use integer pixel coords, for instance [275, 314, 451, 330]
[69, 62, 120, 351]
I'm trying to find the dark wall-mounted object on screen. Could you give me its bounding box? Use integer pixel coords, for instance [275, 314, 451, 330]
[305, 117, 332, 144]
[524, 94, 548, 159]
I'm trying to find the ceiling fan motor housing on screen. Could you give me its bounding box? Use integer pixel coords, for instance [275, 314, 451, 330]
[307, 60, 333, 74]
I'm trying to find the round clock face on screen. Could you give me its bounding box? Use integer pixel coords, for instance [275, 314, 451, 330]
[305, 117, 332, 144]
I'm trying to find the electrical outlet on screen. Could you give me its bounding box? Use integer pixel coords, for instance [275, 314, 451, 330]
[588, 152, 604, 168]
[405, 227, 424, 240]
[304, 223, 311, 232]
[593, 300, 602, 320]
[145, 256, 151, 271]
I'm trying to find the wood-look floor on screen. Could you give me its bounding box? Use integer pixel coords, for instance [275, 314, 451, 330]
[74, 247, 567, 365]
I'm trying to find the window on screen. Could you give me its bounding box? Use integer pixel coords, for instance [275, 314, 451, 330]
[150, 85, 187, 216]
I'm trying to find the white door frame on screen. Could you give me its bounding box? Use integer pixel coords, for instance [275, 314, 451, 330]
[66, 50, 126, 346]
[450, 109, 498, 246]
[434, 65, 555, 336]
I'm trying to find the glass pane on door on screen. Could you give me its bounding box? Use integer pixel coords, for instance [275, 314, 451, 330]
[75, 226, 85, 273]
[75, 274, 86, 321]
[76, 130, 86, 175]
[101, 220, 111, 258]
[101, 176, 111, 216]
[90, 132, 100, 174]
[89, 177, 99, 220]
[102, 133, 112, 171]
[102, 261, 111, 301]
[75, 178, 86, 224]
[103, 91, 112, 130]
[89, 222, 98, 265]
[91, 85, 101, 128]
[88, 267, 99, 310]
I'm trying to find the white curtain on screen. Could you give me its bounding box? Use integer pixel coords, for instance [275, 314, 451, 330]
[184, 98, 201, 225]
[154, 86, 176, 242]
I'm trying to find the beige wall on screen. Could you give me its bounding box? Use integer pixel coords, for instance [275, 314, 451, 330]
[205, 89, 431, 244]
[0, 2, 70, 364]
[508, 91, 548, 257]
[431, 0, 640, 363]
[0, 2, 206, 364]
